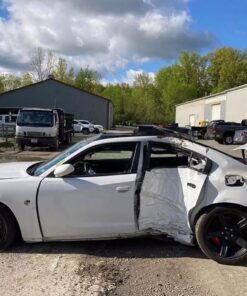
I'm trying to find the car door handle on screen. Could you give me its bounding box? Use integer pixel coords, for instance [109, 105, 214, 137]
[116, 186, 130, 192]
[187, 183, 196, 189]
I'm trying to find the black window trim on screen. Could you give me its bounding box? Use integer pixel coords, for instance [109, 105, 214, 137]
[50, 141, 141, 178]
[146, 141, 212, 175]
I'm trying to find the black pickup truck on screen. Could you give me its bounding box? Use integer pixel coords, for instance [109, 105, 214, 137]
[215, 119, 247, 144]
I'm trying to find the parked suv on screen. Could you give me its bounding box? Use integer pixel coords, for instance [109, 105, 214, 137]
[78, 120, 95, 134]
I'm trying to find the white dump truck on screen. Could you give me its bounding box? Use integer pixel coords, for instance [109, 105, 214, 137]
[15, 108, 74, 150]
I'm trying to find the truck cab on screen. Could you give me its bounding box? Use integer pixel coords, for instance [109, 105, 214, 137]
[16, 108, 60, 150]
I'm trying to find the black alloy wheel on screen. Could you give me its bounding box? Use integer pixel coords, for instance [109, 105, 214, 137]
[196, 207, 247, 265]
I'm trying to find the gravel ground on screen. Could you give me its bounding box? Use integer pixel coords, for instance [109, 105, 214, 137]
[0, 139, 247, 296]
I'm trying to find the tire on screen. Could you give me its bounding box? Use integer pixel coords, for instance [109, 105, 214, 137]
[195, 207, 247, 265]
[51, 138, 59, 151]
[223, 134, 233, 145]
[83, 128, 89, 135]
[94, 128, 99, 134]
[69, 133, 72, 144]
[0, 207, 17, 251]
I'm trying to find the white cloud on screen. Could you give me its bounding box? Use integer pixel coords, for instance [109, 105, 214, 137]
[124, 69, 155, 85]
[0, 0, 214, 75]
[101, 69, 155, 86]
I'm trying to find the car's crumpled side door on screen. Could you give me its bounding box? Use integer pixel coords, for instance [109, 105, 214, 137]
[138, 145, 209, 245]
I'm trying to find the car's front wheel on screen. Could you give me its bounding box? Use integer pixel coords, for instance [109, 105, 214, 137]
[83, 128, 89, 135]
[195, 207, 247, 265]
[0, 207, 17, 250]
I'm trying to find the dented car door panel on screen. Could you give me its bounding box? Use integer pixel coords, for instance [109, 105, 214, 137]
[138, 142, 208, 244]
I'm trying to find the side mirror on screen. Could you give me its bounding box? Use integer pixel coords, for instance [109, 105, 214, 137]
[54, 164, 74, 178]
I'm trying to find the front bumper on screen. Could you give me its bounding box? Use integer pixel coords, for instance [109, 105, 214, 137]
[16, 136, 57, 147]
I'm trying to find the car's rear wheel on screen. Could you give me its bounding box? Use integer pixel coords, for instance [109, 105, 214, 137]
[195, 207, 247, 265]
[0, 207, 17, 250]
[223, 134, 233, 145]
[51, 138, 59, 151]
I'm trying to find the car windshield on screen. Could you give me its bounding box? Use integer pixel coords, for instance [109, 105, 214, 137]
[17, 110, 54, 127]
[34, 135, 100, 176]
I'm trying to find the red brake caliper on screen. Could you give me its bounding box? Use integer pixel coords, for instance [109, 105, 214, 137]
[212, 237, 221, 246]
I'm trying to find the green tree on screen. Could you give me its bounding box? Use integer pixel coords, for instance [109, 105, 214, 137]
[22, 72, 32, 86]
[132, 73, 163, 123]
[2, 75, 22, 91]
[66, 67, 75, 85]
[54, 58, 68, 82]
[208, 47, 247, 92]
[179, 51, 211, 97]
[0, 75, 5, 93]
[74, 68, 101, 92]
[102, 83, 133, 124]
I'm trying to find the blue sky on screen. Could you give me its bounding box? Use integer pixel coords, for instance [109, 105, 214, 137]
[0, 0, 246, 83]
[190, 0, 247, 50]
[104, 0, 247, 82]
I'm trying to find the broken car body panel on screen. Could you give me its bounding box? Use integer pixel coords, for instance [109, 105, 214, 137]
[0, 134, 246, 246]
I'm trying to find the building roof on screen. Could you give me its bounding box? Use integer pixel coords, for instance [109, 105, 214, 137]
[176, 83, 247, 107]
[0, 77, 112, 104]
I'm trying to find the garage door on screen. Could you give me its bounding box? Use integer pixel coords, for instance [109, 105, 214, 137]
[211, 104, 221, 120]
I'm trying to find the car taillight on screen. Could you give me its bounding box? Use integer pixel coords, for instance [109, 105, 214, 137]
[211, 127, 216, 134]
[240, 132, 244, 137]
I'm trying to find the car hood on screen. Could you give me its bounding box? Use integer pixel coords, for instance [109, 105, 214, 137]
[0, 162, 36, 179]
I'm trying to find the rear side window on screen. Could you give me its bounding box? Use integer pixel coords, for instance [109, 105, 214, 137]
[149, 142, 188, 169]
[148, 142, 210, 173]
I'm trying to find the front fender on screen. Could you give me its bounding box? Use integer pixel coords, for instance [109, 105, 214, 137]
[0, 177, 43, 242]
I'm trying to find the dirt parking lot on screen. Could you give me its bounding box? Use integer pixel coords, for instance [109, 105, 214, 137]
[0, 139, 247, 296]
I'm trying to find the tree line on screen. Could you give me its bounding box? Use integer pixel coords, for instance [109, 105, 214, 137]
[1, 47, 247, 124]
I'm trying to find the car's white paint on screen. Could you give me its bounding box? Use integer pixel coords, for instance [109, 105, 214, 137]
[0, 135, 246, 245]
[0, 162, 36, 179]
[54, 164, 75, 178]
[78, 120, 95, 133]
[94, 124, 104, 132]
[38, 174, 137, 240]
[0, 162, 42, 241]
[73, 120, 83, 132]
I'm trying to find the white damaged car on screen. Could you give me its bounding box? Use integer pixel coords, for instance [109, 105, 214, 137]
[0, 126, 247, 265]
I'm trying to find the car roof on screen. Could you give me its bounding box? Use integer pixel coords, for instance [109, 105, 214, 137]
[98, 125, 193, 141]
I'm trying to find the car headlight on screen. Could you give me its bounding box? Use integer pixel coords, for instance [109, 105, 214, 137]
[225, 175, 245, 186]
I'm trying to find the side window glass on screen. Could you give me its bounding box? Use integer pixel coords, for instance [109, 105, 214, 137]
[149, 143, 188, 169]
[71, 142, 137, 176]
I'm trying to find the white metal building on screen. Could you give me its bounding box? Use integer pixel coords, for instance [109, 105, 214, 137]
[176, 84, 247, 127]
